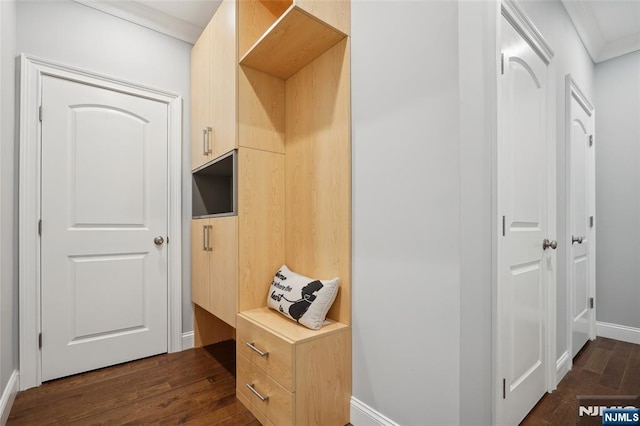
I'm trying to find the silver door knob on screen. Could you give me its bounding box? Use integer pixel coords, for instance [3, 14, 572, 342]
[154, 236, 165, 246]
[543, 239, 557, 250]
[572, 235, 584, 244]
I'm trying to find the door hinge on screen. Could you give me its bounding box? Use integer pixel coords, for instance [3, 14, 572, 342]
[502, 216, 506, 236]
[38, 219, 42, 236]
[501, 53, 505, 75]
[503, 378, 506, 399]
[589, 134, 593, 147]
[589, 216, 594, 228]
[589, 297, 594, 309]
[38, 332, 42, 349]
[39, 106, 43, 122]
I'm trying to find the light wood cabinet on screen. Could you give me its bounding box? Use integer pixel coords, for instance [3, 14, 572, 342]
[236, 308, 351, 425]
[191, 216, 237, 327]
[190, 0, 237, 170]
[191, 0, 352, 422]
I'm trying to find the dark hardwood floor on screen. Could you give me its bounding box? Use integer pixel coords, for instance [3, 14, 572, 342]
[522, 337, 640, 425]
[9, 336, 639, 425]
[8, 340, 259, 425]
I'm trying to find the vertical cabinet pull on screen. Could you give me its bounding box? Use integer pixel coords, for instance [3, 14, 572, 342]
[202, 225, 208, 251]
[202, 225, 212, 251]
[206, 127, 213, 154]
[202, 128, 208, 156]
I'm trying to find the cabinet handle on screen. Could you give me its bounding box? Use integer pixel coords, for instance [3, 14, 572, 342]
[206, 127, 213, 154]
[246, 383, 269, 401]
[245, 342, 269, 357]
[202, 225, 208, 251]
[202, 128, 208, 156]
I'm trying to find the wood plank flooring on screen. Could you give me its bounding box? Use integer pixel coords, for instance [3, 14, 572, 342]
[522, 337, 640, 425]
[9, 336, 639, 425]
[8, 340, 259, 425]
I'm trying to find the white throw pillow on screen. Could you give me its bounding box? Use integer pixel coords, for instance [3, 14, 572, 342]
[267, 265, 339, 330]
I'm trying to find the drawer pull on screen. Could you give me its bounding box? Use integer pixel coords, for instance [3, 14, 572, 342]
[246, 342, 269, 357]
[246, 383, 269, 401]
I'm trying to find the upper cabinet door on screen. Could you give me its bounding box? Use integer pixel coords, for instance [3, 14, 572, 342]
[191, 23, 212, 170]
[209, 0, 237, 160]
[191, 0, 237, 171]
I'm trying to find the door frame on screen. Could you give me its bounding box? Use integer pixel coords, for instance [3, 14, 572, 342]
[18, 54, 183, 390]
[494, 0, 556, 423]
[564, 74, 596, 363]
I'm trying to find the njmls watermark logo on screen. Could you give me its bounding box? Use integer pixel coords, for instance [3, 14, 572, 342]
[578, 395, 640, 426]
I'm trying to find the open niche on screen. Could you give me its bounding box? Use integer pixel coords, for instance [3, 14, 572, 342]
[192, 150, 237, 218]
[238, 0, 349, 79]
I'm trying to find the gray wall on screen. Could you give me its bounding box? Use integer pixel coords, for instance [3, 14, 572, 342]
[0, 0, 18, 395]
[594, 51, 640, 329]
[16, 0, 194, 333]
[519, 0, 595, 363]
[351, 1, 462, 424]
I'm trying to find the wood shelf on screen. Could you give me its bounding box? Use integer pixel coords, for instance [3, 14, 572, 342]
[239, 5, 347, 80]
[238, 307, 348, 344]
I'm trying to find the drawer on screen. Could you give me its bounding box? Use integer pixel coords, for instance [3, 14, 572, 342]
[236, 391, 275, 426]
[237, 315, 294, 390]
[237, 354, 293, 426]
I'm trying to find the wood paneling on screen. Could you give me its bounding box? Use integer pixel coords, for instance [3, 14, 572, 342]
[296, 328, 351, 425]
[191, 218, 210, 310]
[194, 304, 235, 347]
[240, 6, 346, 80]
[295, 0, 350, 35]
[238, 148, 285, 312]
[7, 341, 258, 425]
[238, 66, 285, 153]
[238, 0, 292, 56]
[210, 0, 238, 159]
[209, 216, 239, 327]
[285, 38, 351, 325]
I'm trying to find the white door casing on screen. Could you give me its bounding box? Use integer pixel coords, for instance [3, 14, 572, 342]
[497, 2, 555, 425]
[566, 75, 596, 359]
[19, 55, 183, 390]
[40, 75, 168, 381]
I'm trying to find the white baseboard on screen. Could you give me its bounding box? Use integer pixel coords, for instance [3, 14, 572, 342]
[181, 331, 194, 350]
[350, 397, 399, 426]
[0, 370, 19, 425]
[596, 321, 640, 345]
[556, 350, 571, 385]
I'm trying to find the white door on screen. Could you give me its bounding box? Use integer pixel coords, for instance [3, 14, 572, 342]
[498, 15, 553, 426]
[568, 82, 595, 357]
[40, 75, 169, 381]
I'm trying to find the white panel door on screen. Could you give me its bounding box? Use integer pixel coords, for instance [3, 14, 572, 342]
[498, 16, 552, 426]
[568, 86, 594, 357]
[41, 75, 168, 381]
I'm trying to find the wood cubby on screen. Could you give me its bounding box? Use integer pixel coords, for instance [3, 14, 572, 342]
[192, 150, 236, 218]
[191, 0, 351, 423]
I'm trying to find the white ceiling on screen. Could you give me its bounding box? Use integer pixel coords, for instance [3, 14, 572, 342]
[562, 0, 640, 63]
[74, 0, 640, 61]
[73, 0, 222, 44]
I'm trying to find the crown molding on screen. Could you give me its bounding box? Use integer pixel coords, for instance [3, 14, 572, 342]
[73, 0, 203, 44]
[562, 0, 640, 63]
[502, 0, 554, 64]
